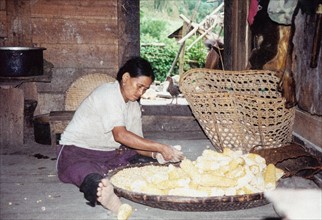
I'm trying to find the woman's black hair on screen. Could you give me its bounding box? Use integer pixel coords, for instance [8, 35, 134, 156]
[116, 57, 155, 82]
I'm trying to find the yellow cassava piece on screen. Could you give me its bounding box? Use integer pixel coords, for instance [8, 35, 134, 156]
[195, 159, 218, 171]
[195, 173, 237, 187]
[167, 166, 189, 180]
[201, 149, 223, 160]
[117, 203, 133, 220]
[142, 183, 165, 195]
[222, 147, 234, 156]
[204, 168, 225, 177]
[180, 159, 200, 178]
[226, 165, 245, 178]
[168, 187, 208, 197]
[227, 157, 245, 171]
[275, 167, 285, 180]
[264, 164, 277, 190]
[249, 164, 260, 175]
[158, 178, 190, 190]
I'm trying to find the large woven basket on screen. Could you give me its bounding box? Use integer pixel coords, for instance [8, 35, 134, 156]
[179, 68, 295, 152]
[108, 163, 269, 211]
[64, 73, 116, 110]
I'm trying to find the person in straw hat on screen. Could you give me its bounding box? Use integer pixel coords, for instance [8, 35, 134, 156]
[56, 57, 184, 219]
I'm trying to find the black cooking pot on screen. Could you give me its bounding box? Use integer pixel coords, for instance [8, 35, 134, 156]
[0, 47, 46, 77]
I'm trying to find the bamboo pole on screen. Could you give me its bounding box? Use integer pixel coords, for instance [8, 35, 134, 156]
[167, 0, 202, 77]
[178, 2, 224, 44]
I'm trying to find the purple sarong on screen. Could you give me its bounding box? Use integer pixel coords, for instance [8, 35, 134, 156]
[56, 145, 137, 187]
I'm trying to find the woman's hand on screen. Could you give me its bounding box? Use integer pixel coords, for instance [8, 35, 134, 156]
[158, 145, 184, 163]
[112, 126, 184, 162]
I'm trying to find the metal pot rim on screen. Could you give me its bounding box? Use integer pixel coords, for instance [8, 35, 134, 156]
[0, 46, 46, 51]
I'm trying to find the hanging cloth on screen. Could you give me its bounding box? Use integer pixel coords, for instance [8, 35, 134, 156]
[267, 0, 298, 25]
[248, 0, 259, 25]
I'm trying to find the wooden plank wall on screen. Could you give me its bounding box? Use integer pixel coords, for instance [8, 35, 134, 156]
[293, 8, 322, 115]
[1, 0, 139, 114]
[6, 0, 32, 46]
[0, 0, 6, 45]
[292, 5, 322, 149]
[31, 0, 119, 75]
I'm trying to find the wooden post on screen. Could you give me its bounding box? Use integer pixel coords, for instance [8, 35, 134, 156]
[179, 23, 188, 75]
[224, 0, 251, 70]
[167, 0, 202, 77]
[118, 0, 140, 67]
[0, 87, 24, 146]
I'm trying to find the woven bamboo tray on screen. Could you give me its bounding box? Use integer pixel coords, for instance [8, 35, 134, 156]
[108, 163, 269, 211]
[179, 69, 295, 152]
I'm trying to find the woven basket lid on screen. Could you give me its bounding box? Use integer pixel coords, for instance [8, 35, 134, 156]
[65, 73, 116, 110]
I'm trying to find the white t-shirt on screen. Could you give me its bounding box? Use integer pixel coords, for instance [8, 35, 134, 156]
[59, 81, 143, 151]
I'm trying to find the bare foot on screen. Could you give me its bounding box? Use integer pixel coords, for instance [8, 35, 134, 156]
[97, 178, 121, 214]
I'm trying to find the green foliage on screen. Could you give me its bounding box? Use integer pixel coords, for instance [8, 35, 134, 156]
[141, 38, 179, 81]
[140, 0, 222, 82]
[153, 0, 167, 12]
[140, 18, 167, 40]
[181, 0, 223, 23]
[141, 35, 208, 82]
[184, 37, 208, 69]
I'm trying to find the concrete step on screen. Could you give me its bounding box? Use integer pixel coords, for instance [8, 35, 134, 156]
[141, 104, 207, 140]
